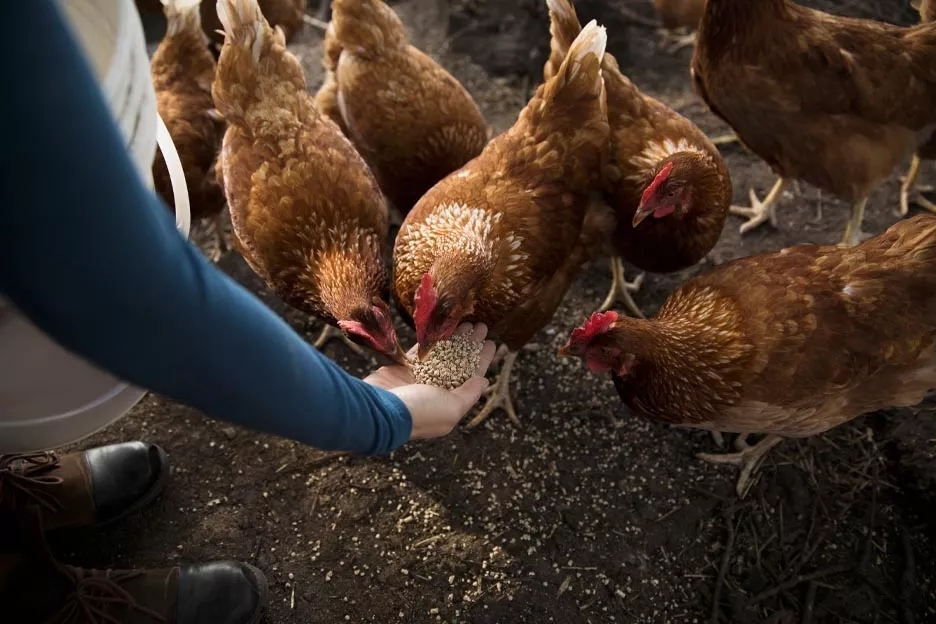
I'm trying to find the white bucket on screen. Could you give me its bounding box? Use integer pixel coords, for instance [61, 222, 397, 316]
[0, 0, 191, 453]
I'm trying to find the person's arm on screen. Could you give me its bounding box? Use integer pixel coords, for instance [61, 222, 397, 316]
[0, 0, 411, 455]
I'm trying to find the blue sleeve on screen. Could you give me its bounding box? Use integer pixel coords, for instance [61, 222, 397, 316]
[0, 0, 411, 455]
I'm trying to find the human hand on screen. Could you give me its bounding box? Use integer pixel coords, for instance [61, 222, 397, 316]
[363, 323, 496, 440]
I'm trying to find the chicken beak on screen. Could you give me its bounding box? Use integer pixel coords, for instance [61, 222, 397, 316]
[556, 344, 574, 359]
[632, 205, 653, 228]
[416, 342, 433, 361]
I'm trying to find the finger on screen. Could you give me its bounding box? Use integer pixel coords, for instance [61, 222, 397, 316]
[475, 340, 496, 376]
[453, 322, 473, 338]
[405, 343, 418, 358]
[451, 376, 490, 411]
[470, 322, 488, 343]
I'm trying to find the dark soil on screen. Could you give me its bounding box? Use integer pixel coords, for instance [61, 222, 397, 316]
[60, 1, 936, 622]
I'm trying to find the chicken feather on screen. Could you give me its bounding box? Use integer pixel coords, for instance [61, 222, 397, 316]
[213, 0, 404, 362]
[545, 0, 730, 316]
[562, 214, 936, 494]
[692, 0, 936, 243]
[314, 0, 489, 215]
[393, 20, 611, 427]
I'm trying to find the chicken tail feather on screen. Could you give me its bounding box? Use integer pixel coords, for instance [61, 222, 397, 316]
[544, 0, 583, 81]
[161, 0, 204, 35]
[544, 19, 607, 104]
[216, 0, 270, 63]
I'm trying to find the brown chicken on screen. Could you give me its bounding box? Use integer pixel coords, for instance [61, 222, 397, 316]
[314, 0, 489, 217]
[560, 214, 936, 497]
[393, 21, 612, 428]
[901, 0, 936, 216]
[692, 0, 936, 245]
[545, 0, 731, 317]
[137, 0, 310, 50]
[151, 0, 228, 260]
[653, 0, 704, 52]
[213, 0, 405, 362]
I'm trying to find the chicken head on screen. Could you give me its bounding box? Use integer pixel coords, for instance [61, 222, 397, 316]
[558, 311, 634, 376]
[413, 272, 477, 360]
[632, 152, 720, 228]
[338, 300, 406, 364]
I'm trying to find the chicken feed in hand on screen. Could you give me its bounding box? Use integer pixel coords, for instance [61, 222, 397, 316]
[411, 332, 483, 390]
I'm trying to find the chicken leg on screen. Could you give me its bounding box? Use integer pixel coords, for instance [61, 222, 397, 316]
[697, 434, 784, 499]
[730, 177, 788, 234]
[841, 198, 871, 247]
[658, 28, 696, 54]
[598, 257, 646, 318]
[311, 324, 366, 357]
[900, 154, 936, 216]
[464, 349, 519, 430]
[709, 133, 739, 147]
[208, 213, 229, 262]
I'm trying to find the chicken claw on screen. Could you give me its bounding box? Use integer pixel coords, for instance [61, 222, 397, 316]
[729, 178, 788, 234]
[598, 257, 645, 318]
[899, 155, 936, 217]
[465, 350, 520, 430]
[312, 324, 366, 357]
[696, 434, 784, 499]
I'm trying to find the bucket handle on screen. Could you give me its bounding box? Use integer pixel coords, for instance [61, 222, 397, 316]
[155, 113, 191, 238]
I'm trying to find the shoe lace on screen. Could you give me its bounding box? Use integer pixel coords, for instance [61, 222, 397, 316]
[46, 565, 167, 624]
[0, 452, 64, 512]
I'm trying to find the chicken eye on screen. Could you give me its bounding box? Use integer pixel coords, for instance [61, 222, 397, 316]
[599, 346, 616, 355]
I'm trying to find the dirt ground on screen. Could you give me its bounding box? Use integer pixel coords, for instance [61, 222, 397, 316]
[62, 1, 936, 622]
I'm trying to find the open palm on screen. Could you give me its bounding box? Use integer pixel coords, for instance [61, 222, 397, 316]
[363, 323, 496, 439]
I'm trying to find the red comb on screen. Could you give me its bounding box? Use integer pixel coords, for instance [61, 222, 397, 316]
[415, 273, 433, 303]
[413, 273, 436, 332]
[639, 161, 675, 207]
[569, 310, 619, 344]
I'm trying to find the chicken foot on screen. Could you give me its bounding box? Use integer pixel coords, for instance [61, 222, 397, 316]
[598, 257, 646, 318]
[900, 155, 936, 216]
[311, 323, 366, 357]
[841, 198, 871, 247]
[464, 349, 519, 430]
[730, 177, 788, 234]
[696, 434, 784, 499]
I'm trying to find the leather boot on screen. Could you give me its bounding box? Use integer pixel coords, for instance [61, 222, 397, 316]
[0, 503, 268, 624]
[3, 557, 268, 624]
[0, 442, 169, 530]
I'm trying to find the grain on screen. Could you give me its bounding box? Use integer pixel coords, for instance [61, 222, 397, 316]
[411, 333, 483, 389]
